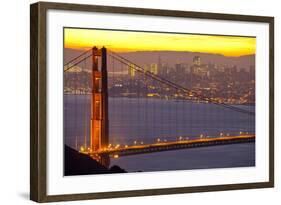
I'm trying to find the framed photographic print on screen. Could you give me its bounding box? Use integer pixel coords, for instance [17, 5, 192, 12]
[30, 2, 274, 202]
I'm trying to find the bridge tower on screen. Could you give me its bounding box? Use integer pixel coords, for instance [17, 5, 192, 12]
[90, 46, 109, 167]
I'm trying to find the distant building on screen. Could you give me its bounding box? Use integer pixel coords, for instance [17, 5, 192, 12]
[216, 64, 225, 72]
[240, 67, 246, 73]
[193, 56, 201, 66]
[160, 63, 169, 76]
[185, 66, 191, 74]
[192, 66, 209, 77]
[175, 63, 187, 76]
[181, 63, 189, 74]
[230, 65, 238, 74]
[128, 64, 136, 77]
[150, 63, 158, 75]
[64, 65, 82, 73]
[143, 64, 149, 72]
[190, 56, 208, 77]
[249, 65, 255, 74]
[249, 65, 255, 79]
[158, 56, 162, 73]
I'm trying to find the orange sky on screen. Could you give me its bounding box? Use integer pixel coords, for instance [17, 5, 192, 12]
[64, 28, 256, 57]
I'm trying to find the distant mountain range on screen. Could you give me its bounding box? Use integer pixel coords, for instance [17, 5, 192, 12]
[64, 48, 255, 72]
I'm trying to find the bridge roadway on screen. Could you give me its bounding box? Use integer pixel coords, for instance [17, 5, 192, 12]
[85, 134, 255, 158]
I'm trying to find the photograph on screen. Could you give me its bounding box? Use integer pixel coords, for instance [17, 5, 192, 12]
[30, 2, 274, 202]
[63, 28, 256, 176]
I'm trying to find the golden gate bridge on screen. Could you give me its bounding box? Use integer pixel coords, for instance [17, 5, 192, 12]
[63, 47, 255, 167]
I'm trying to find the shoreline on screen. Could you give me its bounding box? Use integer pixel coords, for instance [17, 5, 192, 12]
[64, 145, 126, 176]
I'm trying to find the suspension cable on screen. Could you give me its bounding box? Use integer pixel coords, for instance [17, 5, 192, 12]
[64, 48, 92, 66]
[64, 54, 93, 72]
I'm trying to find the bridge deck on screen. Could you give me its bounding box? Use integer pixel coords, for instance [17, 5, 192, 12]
[83, 134, 255, 158]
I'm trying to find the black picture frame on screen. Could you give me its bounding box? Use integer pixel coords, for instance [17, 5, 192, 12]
[30, 1, 274, 202]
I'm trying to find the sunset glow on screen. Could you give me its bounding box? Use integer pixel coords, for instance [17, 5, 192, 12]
[64, 28, 256, 57]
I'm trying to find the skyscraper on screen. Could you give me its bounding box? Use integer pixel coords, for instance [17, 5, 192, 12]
[158, 56, 162, 73]
[175, 63, 185, 75]
[150, 63, 158, 75]
[193, 56, 201, 66]
[143, 64, 149, 72]
[128, 64, 135, 77]
[161, 63, 169, 76]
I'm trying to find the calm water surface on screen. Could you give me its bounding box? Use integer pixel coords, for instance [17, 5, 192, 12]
[64, 95, 255, 172]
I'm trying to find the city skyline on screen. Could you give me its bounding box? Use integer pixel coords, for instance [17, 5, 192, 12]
[64, 28, 256, 57]
[64, 53, 255, 105]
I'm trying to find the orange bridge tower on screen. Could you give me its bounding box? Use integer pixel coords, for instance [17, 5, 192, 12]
[90, 46, 109, 167]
